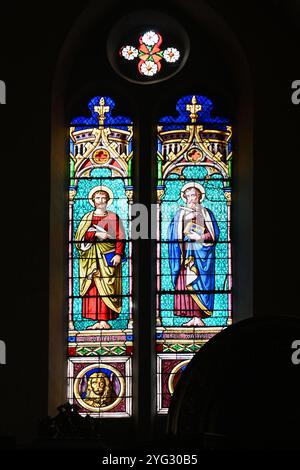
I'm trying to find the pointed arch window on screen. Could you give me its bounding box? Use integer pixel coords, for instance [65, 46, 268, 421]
[156, 95, 233, 413]
[67, 96, 134, 417]
[66, 93, 233, 418]
[49, 4, 253, 435]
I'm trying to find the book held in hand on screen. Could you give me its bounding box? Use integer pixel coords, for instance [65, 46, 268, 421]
[104, 251, 127, 267]
[184, 221, 205, 237]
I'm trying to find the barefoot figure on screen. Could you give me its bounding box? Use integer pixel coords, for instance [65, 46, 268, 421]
[168, 183, 219, 326]
[75, 186, 125, 330]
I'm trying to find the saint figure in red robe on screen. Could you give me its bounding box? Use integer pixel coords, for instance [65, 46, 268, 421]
[75, 187, 125, 330]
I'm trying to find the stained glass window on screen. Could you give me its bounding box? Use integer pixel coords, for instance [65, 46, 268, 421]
[156, 95, 232, 413]
[107, 11, 189, 85]
[67, 96, 134, 417]
[120, 30, 180, 77]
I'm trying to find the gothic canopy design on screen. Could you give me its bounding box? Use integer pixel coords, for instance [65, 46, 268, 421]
[68, 96, 134, 418]
[156, 95, 233, 413]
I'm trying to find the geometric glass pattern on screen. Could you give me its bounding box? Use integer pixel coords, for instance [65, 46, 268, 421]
[68, 96, 133, 417]
[156, 95, 232, 413]
[120, 30, 180, 77]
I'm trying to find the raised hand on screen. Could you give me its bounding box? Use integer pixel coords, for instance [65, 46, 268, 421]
[188, 232, 203, 242]
[184, 211, 197, 221]
[95, 231, 108, 240]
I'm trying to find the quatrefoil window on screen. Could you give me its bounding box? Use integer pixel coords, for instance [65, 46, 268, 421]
[120, 30, 180, 77]
[107, 11, 189, 84]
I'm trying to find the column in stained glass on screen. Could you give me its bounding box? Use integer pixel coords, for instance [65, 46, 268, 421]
[68, 96, 134, 417]
[156, 95, 232, 413]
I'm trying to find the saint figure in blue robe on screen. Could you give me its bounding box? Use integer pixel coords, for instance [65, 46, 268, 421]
[168, 183, 219, 327]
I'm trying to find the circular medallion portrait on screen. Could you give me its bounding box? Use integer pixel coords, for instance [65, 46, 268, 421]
[168, 360, 190, 395]
[74, 364, 125, 412]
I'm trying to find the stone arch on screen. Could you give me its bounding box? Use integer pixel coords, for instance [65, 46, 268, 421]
[49, 0, 253, 443]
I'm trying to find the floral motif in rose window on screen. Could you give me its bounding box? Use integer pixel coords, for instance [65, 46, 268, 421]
[120, 30, 180, 77]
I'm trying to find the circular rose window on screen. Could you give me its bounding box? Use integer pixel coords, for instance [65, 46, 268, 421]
[107, 10, 190, 84]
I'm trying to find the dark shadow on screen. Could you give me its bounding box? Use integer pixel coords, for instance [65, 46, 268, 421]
[167, 316, 300, 449]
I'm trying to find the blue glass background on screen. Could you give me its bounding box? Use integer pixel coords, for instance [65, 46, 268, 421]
[159, 94, 229, 130]
[71, 96, 132, 130]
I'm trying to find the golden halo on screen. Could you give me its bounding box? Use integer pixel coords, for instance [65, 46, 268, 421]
[180, 182, 205, 202]
[74, 363, 125, 412]
[88, 185, 113, 207]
